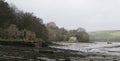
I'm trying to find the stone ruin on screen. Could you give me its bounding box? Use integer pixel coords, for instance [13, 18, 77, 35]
[0, 24, 36, 40]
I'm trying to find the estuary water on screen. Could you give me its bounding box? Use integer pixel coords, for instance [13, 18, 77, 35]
[50, 42, 120, 56]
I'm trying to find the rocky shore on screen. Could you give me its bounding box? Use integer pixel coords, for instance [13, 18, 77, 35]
[0, 45, 119, 61]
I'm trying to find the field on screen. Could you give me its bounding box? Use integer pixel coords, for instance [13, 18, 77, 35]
[89, 30, 120, 42]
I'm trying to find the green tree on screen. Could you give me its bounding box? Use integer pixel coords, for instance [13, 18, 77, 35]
[15, 12, 48, 41]
[0, 1, 48, 41]
[75, 27, 89, 42]
[0, 0, 16, 28]
[68, 27, 89, 42]
[47, 22, 69, 41]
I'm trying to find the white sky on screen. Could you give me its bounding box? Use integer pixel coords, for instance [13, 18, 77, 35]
[5, 0, 120, 31]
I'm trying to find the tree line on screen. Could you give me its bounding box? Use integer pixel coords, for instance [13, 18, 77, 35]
[0, 0, 89, 42]
[0, 0, 48, 41]
[46, 22, 89, 42]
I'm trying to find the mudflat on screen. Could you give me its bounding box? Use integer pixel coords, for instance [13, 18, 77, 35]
[0, 45, 119, 61]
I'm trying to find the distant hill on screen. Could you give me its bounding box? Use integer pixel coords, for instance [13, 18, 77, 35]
[89, 30, 120, 42]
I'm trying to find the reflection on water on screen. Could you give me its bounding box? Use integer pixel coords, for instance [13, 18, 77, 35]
[50, 42, 120, 55]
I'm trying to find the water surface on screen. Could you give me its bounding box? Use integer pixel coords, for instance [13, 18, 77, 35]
[50, 42, 120, 56]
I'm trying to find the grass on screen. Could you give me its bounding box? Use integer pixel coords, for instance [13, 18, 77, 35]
[110, 32, 120, 37]
[89, 30, 120, 40]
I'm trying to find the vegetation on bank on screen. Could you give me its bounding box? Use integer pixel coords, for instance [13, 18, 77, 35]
[0, 0, 48, 41]
[46, 22, 89, 42]
[0, 0, 89, 43]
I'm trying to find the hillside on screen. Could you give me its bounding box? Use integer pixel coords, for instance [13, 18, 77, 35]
[0, 0, 48, 41]
[89, 30, 120, 42]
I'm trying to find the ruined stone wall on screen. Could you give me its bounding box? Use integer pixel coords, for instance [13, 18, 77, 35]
[0, 24, 36, 40]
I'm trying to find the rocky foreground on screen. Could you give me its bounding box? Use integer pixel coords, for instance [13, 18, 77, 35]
[0, 45, 119, 61]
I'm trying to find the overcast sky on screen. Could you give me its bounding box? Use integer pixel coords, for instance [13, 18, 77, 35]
[5, 0, 120, 31]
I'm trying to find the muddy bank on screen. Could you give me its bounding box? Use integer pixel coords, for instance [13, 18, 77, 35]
[0, 45, 86, 61]
[0, 45, 119, 61]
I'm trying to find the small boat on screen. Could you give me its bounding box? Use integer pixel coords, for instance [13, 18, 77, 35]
[107, 40, 112, 44]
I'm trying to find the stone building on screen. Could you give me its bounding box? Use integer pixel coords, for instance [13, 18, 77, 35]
[4, 24, 19, 39]
[69, 36, 78, 42]
[22, 29, 36, 40]
[0, 24, 36, 40]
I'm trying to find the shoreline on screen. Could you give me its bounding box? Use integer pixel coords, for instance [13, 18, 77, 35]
[0, 45, 119, 61]
[48, 42, 120, 61]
